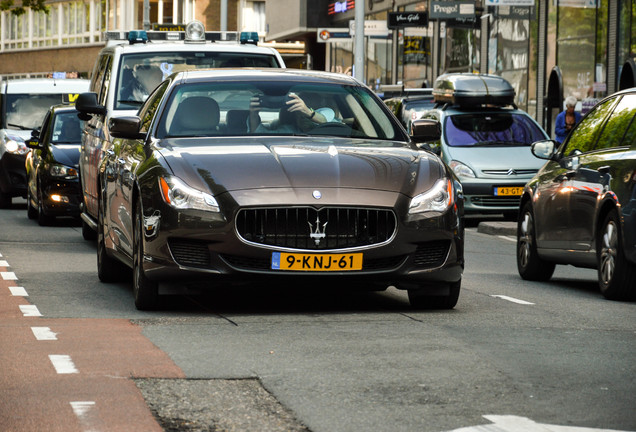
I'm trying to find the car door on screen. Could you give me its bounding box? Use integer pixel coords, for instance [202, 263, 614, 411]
[110, 81, 170, 258]
[81, 54, 112, 219]
[566, 93, 636, 250]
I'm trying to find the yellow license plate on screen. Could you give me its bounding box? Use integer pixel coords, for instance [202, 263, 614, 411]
[271, 252, 363, 271]
[494, 186, 523, 196]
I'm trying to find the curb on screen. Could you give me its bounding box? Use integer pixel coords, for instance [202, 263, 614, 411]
[477, 221, 517, 237]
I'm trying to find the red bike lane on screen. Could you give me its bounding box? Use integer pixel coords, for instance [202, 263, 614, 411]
[0, 270, 185, 432]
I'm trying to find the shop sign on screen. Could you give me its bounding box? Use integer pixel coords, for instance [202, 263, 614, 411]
[552, 0, 599, 7]
[429, 1, 475, 20]
[317, 28, 352, 43]
[348, 20, 390, 37]
[328, 0, 355, 15]
[387, 12, 429, 29]
[497, 6, 536, 19]
[484, 0, 534, 5]
[153, 23, 186, 31]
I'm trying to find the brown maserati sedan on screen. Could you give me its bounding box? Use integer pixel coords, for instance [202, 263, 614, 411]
[79, 69, 464, 310]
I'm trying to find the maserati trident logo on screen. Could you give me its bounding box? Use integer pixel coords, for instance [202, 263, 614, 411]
[308, 215, 328, 246]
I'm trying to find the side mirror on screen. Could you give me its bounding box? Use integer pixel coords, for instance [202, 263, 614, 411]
[531, 140, 558, 160]
[108, 116, 145, 139]
[76, 92, 106, 117]
[26, 129, 41, 149]
[411, 119, 441, 143]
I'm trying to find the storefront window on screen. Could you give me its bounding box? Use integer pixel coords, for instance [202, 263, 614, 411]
[329, 41, 354, 77]
[398, 2, 431, 88]
[556, 3, 597, 102]
[441, 25, 479, 74]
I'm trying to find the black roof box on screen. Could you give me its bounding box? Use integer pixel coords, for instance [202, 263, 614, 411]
[433, 73, 515, 107]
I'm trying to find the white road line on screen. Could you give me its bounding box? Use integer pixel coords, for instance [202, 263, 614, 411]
[19, 305, 42, 317]
[491, 295, 535, 305]
[498, 235, 516, 242]
[445, 415, 632, 431]
[71, 401, 99, 432]
[1, 271, 17, 280]
[0, 260, 9, 267]
[49, 355, 79, 374]
[9, 286, 28, 296]
[31, 327, 58, 341]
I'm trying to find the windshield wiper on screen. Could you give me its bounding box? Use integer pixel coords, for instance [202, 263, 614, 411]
[471, 140, 528, 147]
[7, 123, 32, 130]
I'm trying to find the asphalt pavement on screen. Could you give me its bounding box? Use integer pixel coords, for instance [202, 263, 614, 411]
[476, 221, 517, 236]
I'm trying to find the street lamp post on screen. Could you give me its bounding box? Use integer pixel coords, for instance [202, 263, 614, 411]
[354, 1, 365, 83]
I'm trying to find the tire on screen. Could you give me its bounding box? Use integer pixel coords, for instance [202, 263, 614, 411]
[82, 219, 97, 241]
[408, 280, 461, 310]
[37, 189, 53, 226]
[133, 199, 159, 310]
[597, 210, 636, 301]
[97, 194, 126, 282]
[27, 188, 37, 220]
[516, 202, 555, 281]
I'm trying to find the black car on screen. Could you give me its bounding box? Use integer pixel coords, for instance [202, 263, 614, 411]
[383, 88, 435, 134]
[25, 105, 83, 225]
[517, 87, 636, 300]
[78, 69, 464, 310]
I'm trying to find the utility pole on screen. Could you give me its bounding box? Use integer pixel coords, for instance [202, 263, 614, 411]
[220, 0, 228, 32]
[143, 0, 150, 30]
[354, 1, 365, 83]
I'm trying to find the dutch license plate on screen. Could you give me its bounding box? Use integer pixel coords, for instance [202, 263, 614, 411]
[271, 252, 363, 271]
[494, 186, 523, 196]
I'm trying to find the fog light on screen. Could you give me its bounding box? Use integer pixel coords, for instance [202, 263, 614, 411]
[50, 194, 69, 203]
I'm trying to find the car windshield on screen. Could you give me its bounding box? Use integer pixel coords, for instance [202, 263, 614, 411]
[52, 111, 83, 144]
[156, 80, 404, 142]
[5, 94, 72, 130]
[444, 113, 545, 147]
[115, 52, 280, 110]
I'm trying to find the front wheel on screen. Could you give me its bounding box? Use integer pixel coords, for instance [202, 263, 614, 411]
[516, 202, 555, 281]
[133, 200, 159, 310]
[97, 195, 126, 282]
[597, 210, 636, 300]
[408, 280, 461, 310]
[27, 187, 37, 220]
[37, 189, 53, 226]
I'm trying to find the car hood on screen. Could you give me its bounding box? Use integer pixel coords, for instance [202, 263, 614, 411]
[444, 145, 545, 174]
[50, 144, 81, 167]
[157, 137, 444, 196]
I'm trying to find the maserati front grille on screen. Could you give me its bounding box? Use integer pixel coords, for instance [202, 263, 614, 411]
[236, 207, 397, 250]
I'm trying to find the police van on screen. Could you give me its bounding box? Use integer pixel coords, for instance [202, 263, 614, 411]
[75, 20, 285, 240]
[0, 78, 90, 207]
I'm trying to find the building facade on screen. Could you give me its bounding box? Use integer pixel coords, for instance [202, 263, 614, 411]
[267, 0, 636, 132]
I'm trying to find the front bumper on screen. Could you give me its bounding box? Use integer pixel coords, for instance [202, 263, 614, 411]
[459, 177, 531, 213]
[40, 177, 82, 217]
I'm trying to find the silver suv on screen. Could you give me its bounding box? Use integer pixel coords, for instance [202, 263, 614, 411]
[75, 21, 285, 239]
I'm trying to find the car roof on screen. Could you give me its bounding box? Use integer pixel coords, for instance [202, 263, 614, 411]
[1, 78, 90, 94]
[176, 68, 362, 85]
[102, 40, 281, 57]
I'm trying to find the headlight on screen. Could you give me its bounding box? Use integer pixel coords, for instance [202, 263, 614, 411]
[49, 164, 78, 179]
[5, 139, 29, 155]
[409, 178, 453, 214]
[449, 160, 476, 178]
[159, 176, 219, 212]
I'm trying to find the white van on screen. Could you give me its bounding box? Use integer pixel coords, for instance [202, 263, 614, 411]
[0, 78, 90, 207]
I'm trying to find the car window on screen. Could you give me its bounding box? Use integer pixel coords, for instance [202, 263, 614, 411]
[52, 111, 83, 144]
[594, 94, 636, 151]
[443, 113, 545, 147]
[115, 52, 279, 110]
[156, 81, 405, 142]
[5, 94, 72, 130]
[619, 106, 636, 147]
[139, 81, 170, 133]
[562, 97, 616, 155]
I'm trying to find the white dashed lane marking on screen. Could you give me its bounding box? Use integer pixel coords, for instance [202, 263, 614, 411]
[491, 295, 535, 305]
[9, 286, 28, 296]
[1, 271, 17, 280]
[31, 327, 58, 341]
[19, 305, 42, 317]
[0, 260, 9, 266]
[49, 355, 79, 374]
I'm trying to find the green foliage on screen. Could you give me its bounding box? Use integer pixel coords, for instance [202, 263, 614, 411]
[0, 0, 49, 15]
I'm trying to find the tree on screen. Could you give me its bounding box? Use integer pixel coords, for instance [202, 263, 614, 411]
[0, 0, 48, 15]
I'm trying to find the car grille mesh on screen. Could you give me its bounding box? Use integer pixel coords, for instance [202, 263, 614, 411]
[168, 239, 211, 267]
[481, 169, 538, 176]
[236, 207, 397, 250]
[413, 241, 451, 268]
